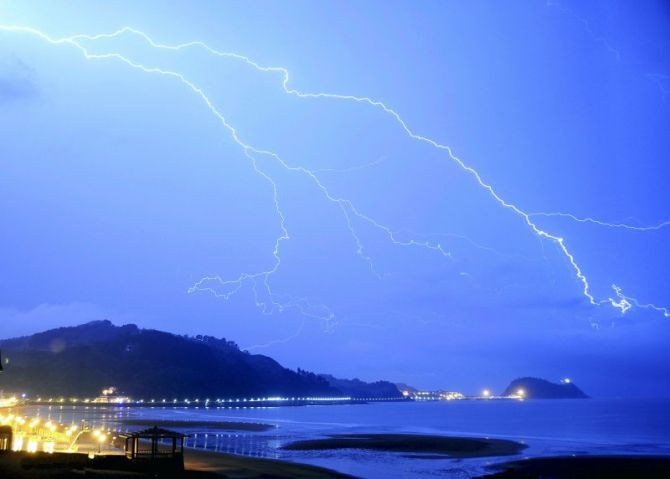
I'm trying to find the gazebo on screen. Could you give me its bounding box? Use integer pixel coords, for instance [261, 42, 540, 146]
[120, 427, 187, 470]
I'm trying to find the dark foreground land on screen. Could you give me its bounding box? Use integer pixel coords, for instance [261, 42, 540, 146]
[0, 450, 353, 479]
[283, 433, 527, 458]
[5, 441, 670, 478]
[477, 455, 670, 479]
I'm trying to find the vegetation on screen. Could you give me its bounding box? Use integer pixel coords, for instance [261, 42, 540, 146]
[0, 321, 335, 397]
[0, 321, 401, 399]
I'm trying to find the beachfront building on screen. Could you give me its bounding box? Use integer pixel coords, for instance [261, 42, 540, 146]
[410, 390, 465, 401]
[92, 386, 131, 404]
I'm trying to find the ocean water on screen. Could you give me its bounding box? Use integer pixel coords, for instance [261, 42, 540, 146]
[19, 398, 670, 478]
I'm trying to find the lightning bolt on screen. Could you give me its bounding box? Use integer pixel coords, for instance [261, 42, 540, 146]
[611, 285, 670, 318]
[528, 213, 670, 232]
[546, 0, 622, 63]
[0, 24, 453, 332]
[647, 73, 670, 102]
[1, 24, 668, 326]
[243, 295, 337, 350]
[548, 2, 670, 105]
[313, 155, 387, 174]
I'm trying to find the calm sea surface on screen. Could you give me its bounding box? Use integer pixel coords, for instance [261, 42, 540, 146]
[19, 398, 670, 478]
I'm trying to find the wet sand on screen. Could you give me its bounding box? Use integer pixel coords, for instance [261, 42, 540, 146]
[116, 419, 274, 432]
[476, 455, 670, 479]
[282, 433, 528, 458]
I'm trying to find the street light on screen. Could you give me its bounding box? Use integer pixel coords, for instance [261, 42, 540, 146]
[97, 434, 107, 454]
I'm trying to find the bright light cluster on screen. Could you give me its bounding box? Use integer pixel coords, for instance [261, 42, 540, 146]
[0, 412, 111, 454]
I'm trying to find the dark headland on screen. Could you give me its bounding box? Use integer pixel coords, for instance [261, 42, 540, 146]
[502, 377, 589, 399]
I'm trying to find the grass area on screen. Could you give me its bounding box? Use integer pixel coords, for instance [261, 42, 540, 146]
[282, 433, 527, 458]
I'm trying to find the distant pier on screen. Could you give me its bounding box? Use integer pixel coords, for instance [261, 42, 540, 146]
[22, 395, 411, 409]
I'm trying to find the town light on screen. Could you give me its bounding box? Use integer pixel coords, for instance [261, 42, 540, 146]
[27, 439, 38, 453]
[98, 433, 107, 454]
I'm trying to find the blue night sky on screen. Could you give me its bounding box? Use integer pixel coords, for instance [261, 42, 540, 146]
[1, 1, 669, 397]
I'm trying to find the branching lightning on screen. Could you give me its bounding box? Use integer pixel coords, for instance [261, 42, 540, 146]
[313, 155, 387, 174]
[611, 285, 670, 318]
[647, 73, 670, 102]
[1, 23, 668, 331]
[547, 2, 670, 104]
[528, 212, 670, 232]
[546, 0, 622, 63]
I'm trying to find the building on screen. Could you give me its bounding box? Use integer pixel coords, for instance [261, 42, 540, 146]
[408, 390, 465, 401]
[92, 387, 131, 404]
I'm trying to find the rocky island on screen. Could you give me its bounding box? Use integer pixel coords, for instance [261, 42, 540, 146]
[502, 377, 589, 399]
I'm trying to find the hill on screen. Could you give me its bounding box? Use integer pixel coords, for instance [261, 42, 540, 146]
[502, 377, 589, 399]
[319, 374, 402, 398]
[0, 320, 396, 398]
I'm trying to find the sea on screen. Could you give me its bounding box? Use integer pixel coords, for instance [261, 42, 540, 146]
[17, 398, 670, 478]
